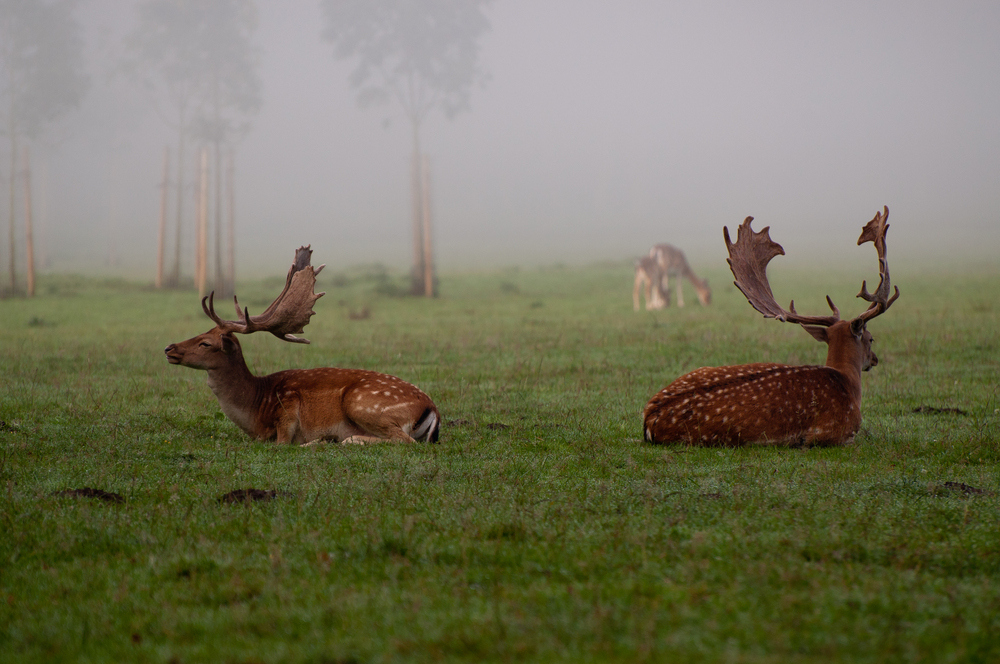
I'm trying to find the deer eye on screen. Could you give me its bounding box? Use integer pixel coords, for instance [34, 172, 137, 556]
[199, 341, 213, 348]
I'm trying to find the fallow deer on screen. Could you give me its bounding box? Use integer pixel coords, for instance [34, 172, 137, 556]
[633, 255, 667, 311]
[164, 246, 440, 445]
[643, 207, 898, 446]
[649, 244, 712, 307]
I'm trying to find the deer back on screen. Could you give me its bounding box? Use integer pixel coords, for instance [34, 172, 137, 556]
[643, 361, 862, 446]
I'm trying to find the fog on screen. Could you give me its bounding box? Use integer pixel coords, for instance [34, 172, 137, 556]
[8, 0, 1000, 281]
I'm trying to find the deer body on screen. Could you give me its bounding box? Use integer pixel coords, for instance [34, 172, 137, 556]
[649, 244, 711, 307]
[165, 247, 440, 446]
[644, 320, 872, 446]
[643, 209, 897, 447]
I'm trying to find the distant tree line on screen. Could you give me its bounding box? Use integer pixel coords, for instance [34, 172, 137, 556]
[0, 0, 88, 297]
[0, 0, 491, 300]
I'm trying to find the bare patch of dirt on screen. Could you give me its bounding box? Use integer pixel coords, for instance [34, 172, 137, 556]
[51, 488, 125, 504]
[217, 489, 291, 505]
[485, 422, 510, 431]
[937, 481, 995, 496]
[913, 405, 969, 416]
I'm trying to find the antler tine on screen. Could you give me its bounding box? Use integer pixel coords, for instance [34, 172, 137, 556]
[856, 205, 900, 323]
[240, 245, 326, 344]
[725, 216, 841, 328]
[202, 291, 244, 332]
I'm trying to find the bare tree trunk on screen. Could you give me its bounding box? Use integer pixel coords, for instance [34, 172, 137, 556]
[226, 147, 235, 294]
[8, 131, 17, 294]
[196, 148, 208, 297]
[171, 125, 185, 287]
[156, 146, 169, 289]
[410, 124, 425, 295]
[36, 155, 48, 270]
[23, 146, 34, 297]
[198, 148, 208, 297]
[420, 154, 435, 297]
[213, 139, 223, 295]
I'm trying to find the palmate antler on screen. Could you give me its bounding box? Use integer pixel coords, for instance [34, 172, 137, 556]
[724, 217, 841, 328]
[855, 206, 899, 323]
[202, 245, 326, 344]
[724, 207, 898, 329]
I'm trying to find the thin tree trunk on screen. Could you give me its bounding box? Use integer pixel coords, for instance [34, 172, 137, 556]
[420, 154, 434, 298]
[226, 148, 235, 294]
[196, 148, 208, 297]
[213, 139, 223, 294]
[156, 146, 169, 289]
[23, 146, 34, 297]
[410, 124, 425, 295]
[8, 131, 17, 294]
[36, 156, 48, 270]
[172, 125, 185, 287]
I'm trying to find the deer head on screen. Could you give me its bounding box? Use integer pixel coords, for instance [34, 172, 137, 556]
[723, 206, 898, 371]
[165, 246, 326, 370]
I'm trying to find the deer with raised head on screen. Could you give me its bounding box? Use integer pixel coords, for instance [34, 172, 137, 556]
[643, 207, 898, 446]
[649, 244, 712, 307]
[164, 246, 440, 445]
[633, 255, 667, 311]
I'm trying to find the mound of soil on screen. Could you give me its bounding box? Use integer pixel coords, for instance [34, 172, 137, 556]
[51, 488, 125, 504]
[217, 489, 291, 505]
[938, 481, 994, 496]
[913, 405, 968, 416]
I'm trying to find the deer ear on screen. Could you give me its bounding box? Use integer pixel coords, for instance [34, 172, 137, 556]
[801, 325, 829, 343]
[221, 334, 238, 355]
[850, 318, 866, 339]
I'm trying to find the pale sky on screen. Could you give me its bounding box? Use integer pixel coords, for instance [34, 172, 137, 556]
[15, 0, 1000, 277]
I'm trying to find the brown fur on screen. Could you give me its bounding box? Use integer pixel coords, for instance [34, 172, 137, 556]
[644, 312, 875, 446]
[165, 328, 439, 445]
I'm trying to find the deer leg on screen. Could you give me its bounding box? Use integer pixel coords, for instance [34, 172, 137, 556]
[644, 277, 657, 310]
[275, 419, 300, 445]
[342, 424, 417, 445]
[633, 272, 644, 311]
[676, 280, 684, 307]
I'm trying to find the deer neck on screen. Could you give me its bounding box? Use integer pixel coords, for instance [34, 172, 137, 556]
[204, 347, 264, 435]
[822, 325, 865, 400]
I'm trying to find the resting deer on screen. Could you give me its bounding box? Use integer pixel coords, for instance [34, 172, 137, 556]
[164, 246, 440, 445]
[633, 255, 667, 311]
[649, 244, 712, 307]
[643, 207, 898, 446]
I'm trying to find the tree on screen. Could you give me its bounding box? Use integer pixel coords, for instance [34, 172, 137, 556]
[0, 0, 88, 296]
[321, 0, 492, 296]
[124, 0, 261, 292]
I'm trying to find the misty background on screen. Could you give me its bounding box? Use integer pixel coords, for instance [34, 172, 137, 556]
[4, 0, 1000, 285]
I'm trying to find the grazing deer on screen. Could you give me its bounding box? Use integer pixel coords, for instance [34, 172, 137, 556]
[164, 246, 440, 445]
[649, 244, 712, 307]
[633, 255, 667, 311]
[643, 207, 898, 446]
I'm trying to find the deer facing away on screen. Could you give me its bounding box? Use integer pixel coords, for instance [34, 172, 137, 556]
[164, 246, 440, 445]
[643, 207, 898, 446]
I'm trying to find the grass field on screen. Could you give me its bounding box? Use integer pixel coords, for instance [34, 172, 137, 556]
[1, 261, 998, 663]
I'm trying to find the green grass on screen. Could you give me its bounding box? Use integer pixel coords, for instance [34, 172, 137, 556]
[1, 262, 998, 663]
